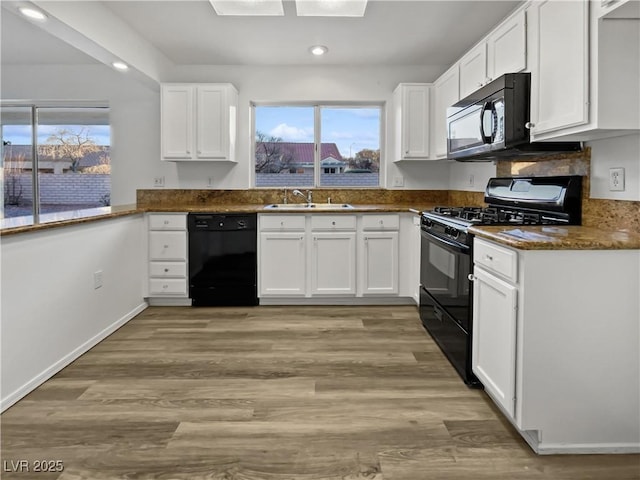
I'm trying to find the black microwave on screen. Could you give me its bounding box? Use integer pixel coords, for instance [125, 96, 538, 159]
[446, 73, 581, 161]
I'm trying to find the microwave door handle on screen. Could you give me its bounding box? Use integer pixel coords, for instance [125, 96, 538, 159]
[479, 101, 492, 144]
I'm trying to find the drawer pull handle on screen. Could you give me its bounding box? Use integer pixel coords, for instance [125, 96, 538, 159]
[164, 268, 169, 272]
[332, 221, 336, 225]
[163, 220, 169, 225]
[485, 254, 493, 261]
[164, 245, 169, 249]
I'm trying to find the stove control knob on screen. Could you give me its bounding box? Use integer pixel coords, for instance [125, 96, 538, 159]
[444, 226, 451, 236]
[424, 219, 433, 228]
[450, 229, 460, 239]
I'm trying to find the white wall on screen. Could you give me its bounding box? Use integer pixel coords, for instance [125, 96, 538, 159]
[2, 63, 452, 201]
[0, 215, 147, 410]
[588, 133, 640, 201]
[1, 64, 160, 206]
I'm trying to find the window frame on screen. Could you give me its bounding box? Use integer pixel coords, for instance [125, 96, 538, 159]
[251, 101, 384, 189]
[1, 100, 110, 223]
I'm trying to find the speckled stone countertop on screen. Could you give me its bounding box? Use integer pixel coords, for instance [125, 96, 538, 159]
[144, 203, 435, 214]
[470, 225, 640, 250]
[0, 205, 141, 237]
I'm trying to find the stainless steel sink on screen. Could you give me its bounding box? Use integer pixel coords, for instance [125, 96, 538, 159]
[263, 203, 354, 210]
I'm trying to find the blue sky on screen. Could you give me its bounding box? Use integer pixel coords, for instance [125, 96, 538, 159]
[255, 106, 380, 159]
[2, 125, 111, 146]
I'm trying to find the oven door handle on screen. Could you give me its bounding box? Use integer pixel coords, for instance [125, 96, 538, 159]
[420, 229, 470, 255]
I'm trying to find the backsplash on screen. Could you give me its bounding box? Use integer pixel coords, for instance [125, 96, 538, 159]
[493, 147, 639, 232]
[137, 188, 449, 208]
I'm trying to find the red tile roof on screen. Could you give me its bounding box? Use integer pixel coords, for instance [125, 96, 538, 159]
[256, 142, 342, 165]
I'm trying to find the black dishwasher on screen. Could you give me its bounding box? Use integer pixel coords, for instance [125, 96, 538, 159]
[188, 213, 258, 306]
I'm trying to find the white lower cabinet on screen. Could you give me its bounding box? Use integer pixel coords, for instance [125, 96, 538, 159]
[146, 213, 188, 299]
[258, 213, 402, 300]
[471, 236, 640, 454]
[311, 232, 356, 295]
[360, 231, 399, 295]
[259, 215, 306, 297]
[472, 265, 517, 419]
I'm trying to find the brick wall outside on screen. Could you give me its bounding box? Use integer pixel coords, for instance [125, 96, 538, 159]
[4, 173, 110, 206]
[256, 173, 379, 188]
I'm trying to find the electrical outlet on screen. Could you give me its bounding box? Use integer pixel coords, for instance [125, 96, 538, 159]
[153, 176, 165, 188]
[93, 270, 103, 289]
[468, 175, 475, 187]
[393, 176, 404, 187]
[609, 168, 625, 191]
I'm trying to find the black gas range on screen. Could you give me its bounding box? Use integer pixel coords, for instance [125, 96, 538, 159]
[419, 175, 582, 386]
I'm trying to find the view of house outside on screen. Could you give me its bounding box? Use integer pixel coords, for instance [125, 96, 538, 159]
[254, 105, 381, 188]
[1, 106, 110, 219]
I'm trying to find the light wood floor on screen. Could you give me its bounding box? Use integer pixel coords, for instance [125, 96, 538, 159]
[2, 306, 639, 479]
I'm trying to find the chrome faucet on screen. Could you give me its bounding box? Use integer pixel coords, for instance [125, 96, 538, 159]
[292, 189, 313, 205]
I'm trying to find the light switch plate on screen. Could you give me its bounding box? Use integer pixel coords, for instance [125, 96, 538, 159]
[153, 176, 165, 188]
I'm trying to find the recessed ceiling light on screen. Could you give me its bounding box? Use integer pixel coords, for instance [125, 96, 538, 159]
[296, 0, 368, 17]
[309, 45, 328, 56]
[209, 0, 284, 16]
[112, 61, 129, 71]
[18, 7, 47, 21]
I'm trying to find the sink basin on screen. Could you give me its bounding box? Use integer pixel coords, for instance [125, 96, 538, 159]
[264, 203, 354, 210]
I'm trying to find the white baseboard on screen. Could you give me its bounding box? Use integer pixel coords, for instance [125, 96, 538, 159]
[0, 302, 148, 413]
[259, 297, 416, 306]
[536, 442, 640, 455]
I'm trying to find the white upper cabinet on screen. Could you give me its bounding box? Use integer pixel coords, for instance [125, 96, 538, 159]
[459, 43, 488, 99]
[393, 83, 431, 161]
[528, 0, 589, 136]
[529, 0, 640, 141]
[487, 10, 527, 80]
[161, 83, 238, 162]
[433, 65, 460, 158]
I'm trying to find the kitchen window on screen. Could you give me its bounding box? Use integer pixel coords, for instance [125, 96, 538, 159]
[253, 104, 382, 188]
[1, 103, 110, 222]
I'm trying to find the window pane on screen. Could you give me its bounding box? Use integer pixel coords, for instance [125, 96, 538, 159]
[320, 107, 380, 188]
[2, 107, 34, 220]
[255, 106, 314, 188]
[36, 107, 110, 214]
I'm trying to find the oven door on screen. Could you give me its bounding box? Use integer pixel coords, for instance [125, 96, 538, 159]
[419, 229, 471, 332]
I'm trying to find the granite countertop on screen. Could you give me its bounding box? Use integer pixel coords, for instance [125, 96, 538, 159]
[143, 203, 434, 214]
[0, 203, 430, 237]
[0, 205, 141, 237]
[470, 225, 640, 250]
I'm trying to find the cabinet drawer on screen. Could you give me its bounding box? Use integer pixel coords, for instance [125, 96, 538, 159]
[361, 214, 399, 231]
[311, 215, 356, 231]
[148, 278, 188, 296]
[260, 215, 306, 231]
[474, 238, 517, 282]
[149, 261, 187, 278]
[149, 231, 187, 261]
[148, 214, 187, 231]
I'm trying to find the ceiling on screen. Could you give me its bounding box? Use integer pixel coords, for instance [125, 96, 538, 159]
[2, 0, 522, 70]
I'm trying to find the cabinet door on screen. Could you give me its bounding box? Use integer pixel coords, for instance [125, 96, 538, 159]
[310, 232, 356, 295]
[472, 266, 517, 419]
[259, 232, 306, 296]
[529, 0, 589, 135]
[487, 10, 526, 80]
[161, 85, 193, 159]
[361, 231, 399, 295]
[396, 84, 430, 159]
[433, 66, 460, 158]
[196, 86, 226, 159]
[459, 43, 488, 98]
